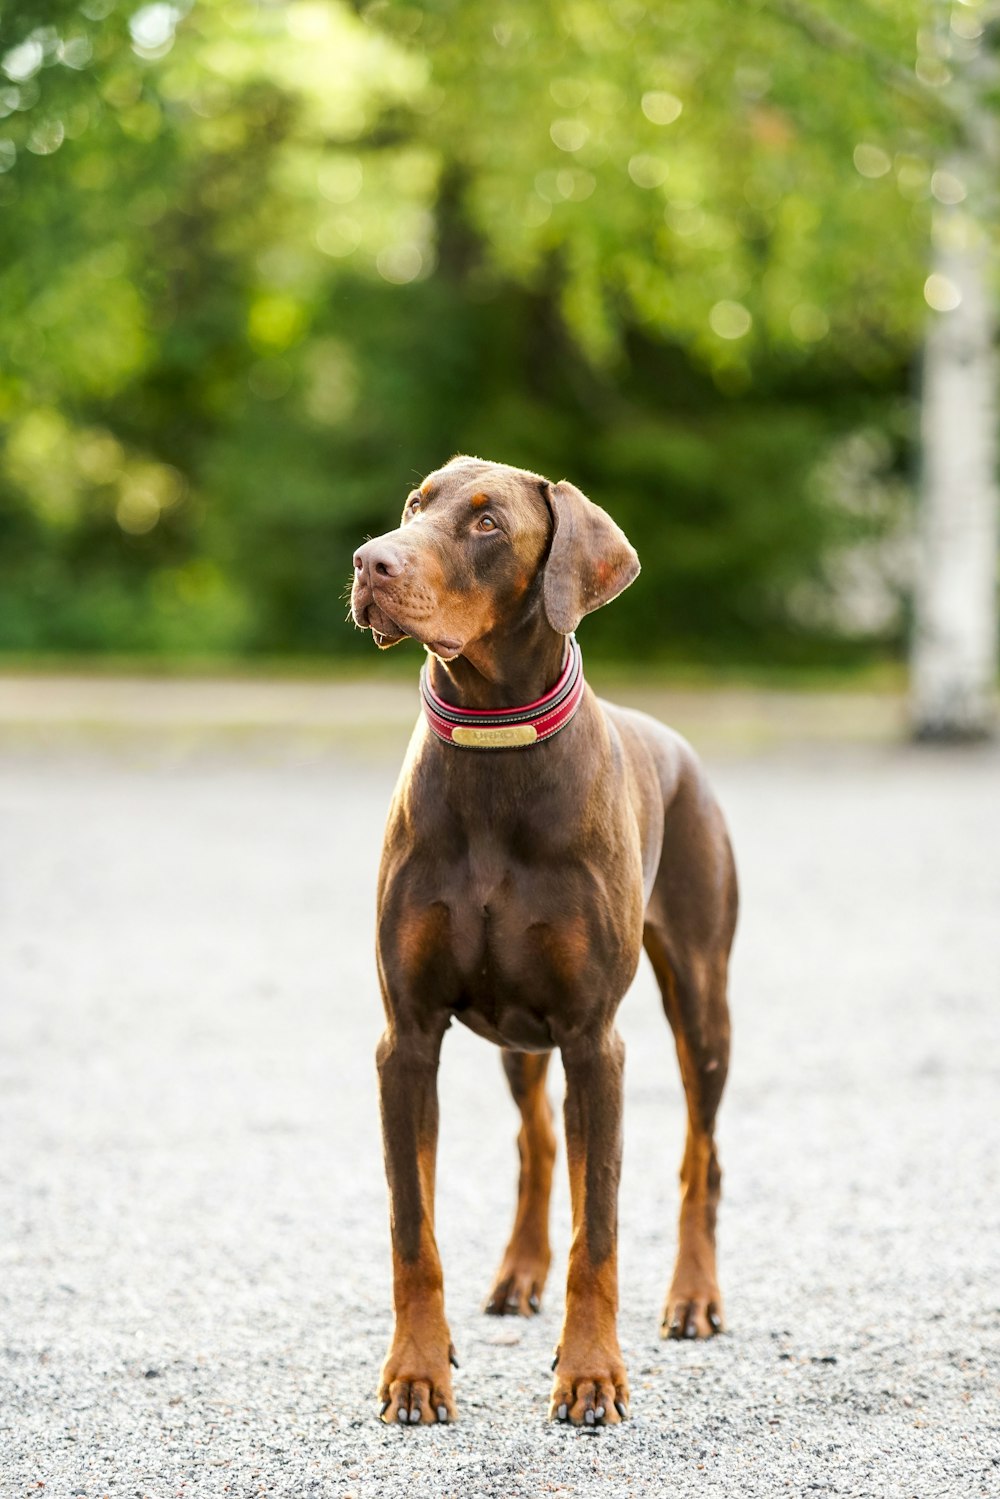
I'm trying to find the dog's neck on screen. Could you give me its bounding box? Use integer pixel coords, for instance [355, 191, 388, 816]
[426, 615, 568, 712]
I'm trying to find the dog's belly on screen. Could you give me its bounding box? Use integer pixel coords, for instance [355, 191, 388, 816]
[454, 1003, 554, 1052]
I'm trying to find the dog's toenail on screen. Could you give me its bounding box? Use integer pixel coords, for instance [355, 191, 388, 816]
[397, 1408, 408, 1423]
[584, 1409, 595, 1425]
[594, 1405, 605, 1420]
[557, 1403, 568, 1421]
[436, 1404, 448, 1423]
[408, 1408, 421, 1423]
[615, 1399, 628, 1418]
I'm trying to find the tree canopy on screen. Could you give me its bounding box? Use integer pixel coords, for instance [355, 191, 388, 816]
[0, 0, 981, 664]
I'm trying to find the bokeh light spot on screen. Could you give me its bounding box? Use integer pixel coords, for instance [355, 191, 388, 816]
[853, 144, 891, 179]
[556, 168, 595, 202]
[376, 243, 423, 284]
[628, 154, 668, 189]
[2, 39, 44, 83]
[923, 273, 961, 312]
[709, 300, 752, 339]
[77, 430, 125, 484]
[915, 56, 950, 87]
[930, 169, 966, 206]
[26, 120, 65, 156]
[129, 4, 180, 60]
[641, 90, 682, 126]
[116, 488, 161, 535]
[550, 118, 589, 153]
[951, 10, 983, 39]
[665, 201, 705, 237]
[59, 35, 94, 70]
[315, 218, 361, 258]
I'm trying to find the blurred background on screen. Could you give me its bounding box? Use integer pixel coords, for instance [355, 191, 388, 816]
[0, 0, 995, 733]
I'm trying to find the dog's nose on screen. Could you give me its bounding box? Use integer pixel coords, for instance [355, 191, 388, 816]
[354, 539, 406, 580]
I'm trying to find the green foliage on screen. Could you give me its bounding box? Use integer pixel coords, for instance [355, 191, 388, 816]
[0, 0, 956, 663]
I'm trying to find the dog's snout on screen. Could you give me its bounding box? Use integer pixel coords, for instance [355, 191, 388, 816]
[354, 539, 406, 581]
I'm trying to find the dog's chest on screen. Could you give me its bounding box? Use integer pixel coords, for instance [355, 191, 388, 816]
[383, 751, 646, 1042]
[428, 836, 621, 1033]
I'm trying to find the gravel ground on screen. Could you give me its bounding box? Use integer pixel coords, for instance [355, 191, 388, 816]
[1, 714, 999, 1498]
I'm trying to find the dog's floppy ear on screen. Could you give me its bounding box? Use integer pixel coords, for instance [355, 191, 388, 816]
[540, 479, 640, 634]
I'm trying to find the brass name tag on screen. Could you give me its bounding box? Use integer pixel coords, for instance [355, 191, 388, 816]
[452, 723, 538, 748]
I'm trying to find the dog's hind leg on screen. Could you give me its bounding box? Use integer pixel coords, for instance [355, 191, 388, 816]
[485, 1050, 556, 1317]
[643, 782, 737, 1340]
[646, 931, 731, 1338]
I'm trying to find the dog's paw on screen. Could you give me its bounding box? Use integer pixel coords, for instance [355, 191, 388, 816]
[379, 1376, 456, 1426]
[549, 1347, 629, 1426]
[660, 1291, 724, 1340]
[378, 1339, 458, 1425]
[485, 1251, 549, 1317]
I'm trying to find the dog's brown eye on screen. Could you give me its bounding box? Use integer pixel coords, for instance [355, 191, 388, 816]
[409, 499, 421, 514]
[477, 515, 496, 531]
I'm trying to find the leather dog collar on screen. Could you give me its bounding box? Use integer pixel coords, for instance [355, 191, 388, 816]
[420, 636, 585, 750]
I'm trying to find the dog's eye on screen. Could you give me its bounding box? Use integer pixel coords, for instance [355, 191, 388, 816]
[409, 498, 421, 514]
[477, 515, 497, 531]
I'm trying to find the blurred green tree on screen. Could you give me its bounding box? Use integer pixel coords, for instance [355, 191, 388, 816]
[0, 0, 991, 686]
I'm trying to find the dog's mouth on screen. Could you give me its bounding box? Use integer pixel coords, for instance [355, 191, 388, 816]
[352, 582, 463, 659]
[364, 600, 409, 650]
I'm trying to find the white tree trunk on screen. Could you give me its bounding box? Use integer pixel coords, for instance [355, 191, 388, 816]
[911, 216, 999, 739]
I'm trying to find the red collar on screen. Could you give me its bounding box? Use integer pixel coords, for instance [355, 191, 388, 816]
[420, 636, 585, 749]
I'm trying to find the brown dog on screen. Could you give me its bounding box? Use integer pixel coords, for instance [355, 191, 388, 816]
[350, 456, 737, 1427]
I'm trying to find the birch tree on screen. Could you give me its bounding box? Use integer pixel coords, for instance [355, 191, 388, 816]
[911, 2, 999, 739]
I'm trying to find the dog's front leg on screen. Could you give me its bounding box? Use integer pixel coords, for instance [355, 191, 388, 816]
[550, 1029, 630, 1425]
[375, 1025, 456, 1425]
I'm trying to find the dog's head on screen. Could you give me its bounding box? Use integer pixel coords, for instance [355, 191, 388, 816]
[350, 456, 639, 660]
